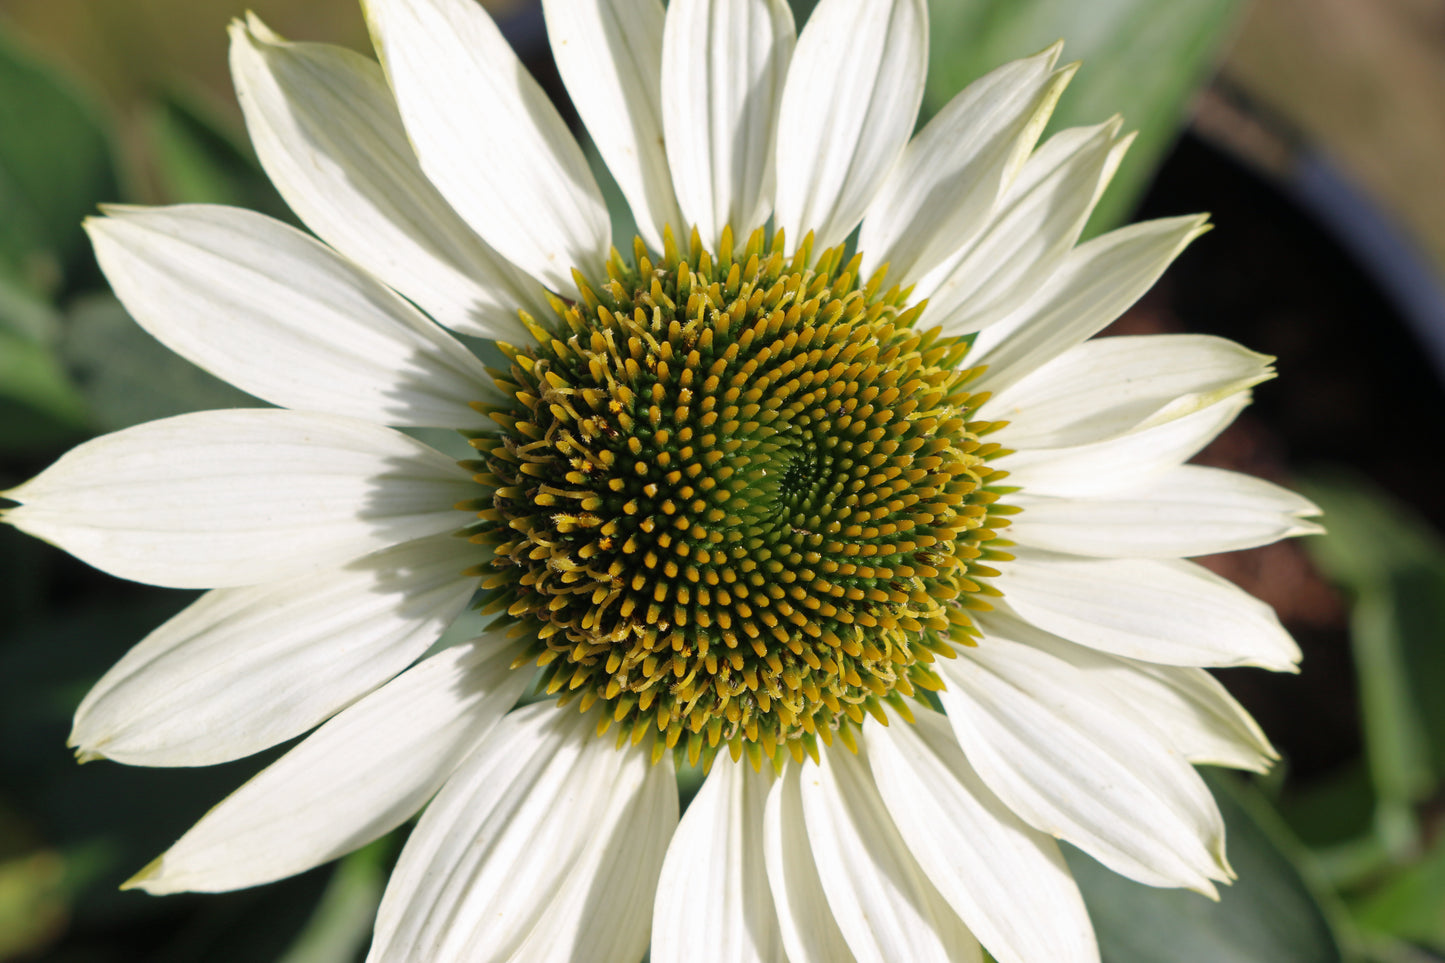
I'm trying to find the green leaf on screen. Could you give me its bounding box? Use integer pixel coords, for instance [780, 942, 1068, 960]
[924, 0, 1242, 234]
[276, 839, 391, 963]
[59, 293, 260, 432]
[0, 329, 89, 451]
[1300, 473, 1445, 590]
[0, 259, 61, 343]
[1300, 473, 1445, 854]
[1350, 832, 1445, 952]
[0, 328, 81, 415]
[1275, 760, 1376, 851]
[146, 93, 289, 218]
[1067, 771, 1347, 963]
[0, 25, 119, 297]
[0, 251, 90, 452]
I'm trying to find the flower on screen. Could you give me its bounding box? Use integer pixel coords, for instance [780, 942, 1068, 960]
[1, 0, 1322, 960]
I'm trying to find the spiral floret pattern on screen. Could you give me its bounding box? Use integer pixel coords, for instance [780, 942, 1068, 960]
[467, 227, 1019, 766]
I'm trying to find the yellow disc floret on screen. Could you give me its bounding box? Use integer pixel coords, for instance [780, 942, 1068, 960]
[464, 226, 1016, 767]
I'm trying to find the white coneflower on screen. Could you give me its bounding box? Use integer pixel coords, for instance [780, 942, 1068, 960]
[2, 0, 1320, 960]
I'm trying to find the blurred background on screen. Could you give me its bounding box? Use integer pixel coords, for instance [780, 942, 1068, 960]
[0, 0, 1443, 960]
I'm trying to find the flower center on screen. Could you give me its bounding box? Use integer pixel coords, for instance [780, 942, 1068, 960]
[466, 227, 1014, 767]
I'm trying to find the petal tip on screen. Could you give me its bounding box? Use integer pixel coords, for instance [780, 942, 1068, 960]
[0, 500, 34, 531]
[1035, 37, 1066, 65]
[227, 16, 270, 58]
[121, 856, 167, 893]
[80, 213, 113, 241]
[1110, 127, 1140, 163]
[74, 746, 107, 765]
[1254, 648, 1303, 674]
[92, 201, 148, 222]
[244, 10, 283, 42]
[1192, 879, 1223, 901]
[67, 720, 108, 763]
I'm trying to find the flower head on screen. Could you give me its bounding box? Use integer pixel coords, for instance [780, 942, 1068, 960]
[476, 225, 1008, 765]
[2, 0, 1321, 960]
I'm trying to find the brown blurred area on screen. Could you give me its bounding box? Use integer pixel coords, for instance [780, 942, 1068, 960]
[0, 0, 518, 201]
[1222, 0, 1445, 285]
[0, 0, 367, 108]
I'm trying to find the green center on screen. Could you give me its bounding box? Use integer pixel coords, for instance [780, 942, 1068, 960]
[465, 227, 1016, 767]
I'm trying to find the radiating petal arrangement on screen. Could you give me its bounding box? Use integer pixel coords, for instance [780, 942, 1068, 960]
[1, 0, 1322, 960]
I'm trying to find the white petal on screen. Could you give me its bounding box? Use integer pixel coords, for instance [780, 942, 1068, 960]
[70, 534, 479, 767]
[364, 0, 609, 291]
[763, 765, 857, 963]
[859, 45, 1073, 287]
[368, 704, 677, 963]
[996, 548, 1302, 670]
[866, 710, 1098, 963]
[1119, 665, 1279, 771]
[969, 214, 1211, 392]
[979, 610, 1277, 772]
[510, 742, 678, 963]
[918, 119, 1131, 331]
[3, 409, 473, 588]
[1008, 465, 1324, 558]
[772, 0, 927, 251]
[653, 759, 782, 963]
[985, 334, 1275, 449]
[662, 0, 795, 248]
[126, 634, 529, 894]
[799, 747, 982, 963]
[993, 392, 1248, 497]
[86, 205, 495, 428]
[229, 19, 546, 339]
[936, 628, 1232, 894]
[543, 0, 681, 252]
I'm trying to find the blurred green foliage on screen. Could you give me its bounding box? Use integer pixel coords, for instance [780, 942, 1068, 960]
[0, 31, 117, 300]
[0, 28, 113, 455]
[1, 1, 1442, 961]
[1296, 475, 1445, 961]
[923, 0, 1242, 236]
[145, 94, 289, 217]
[0, 19, 343, 961]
